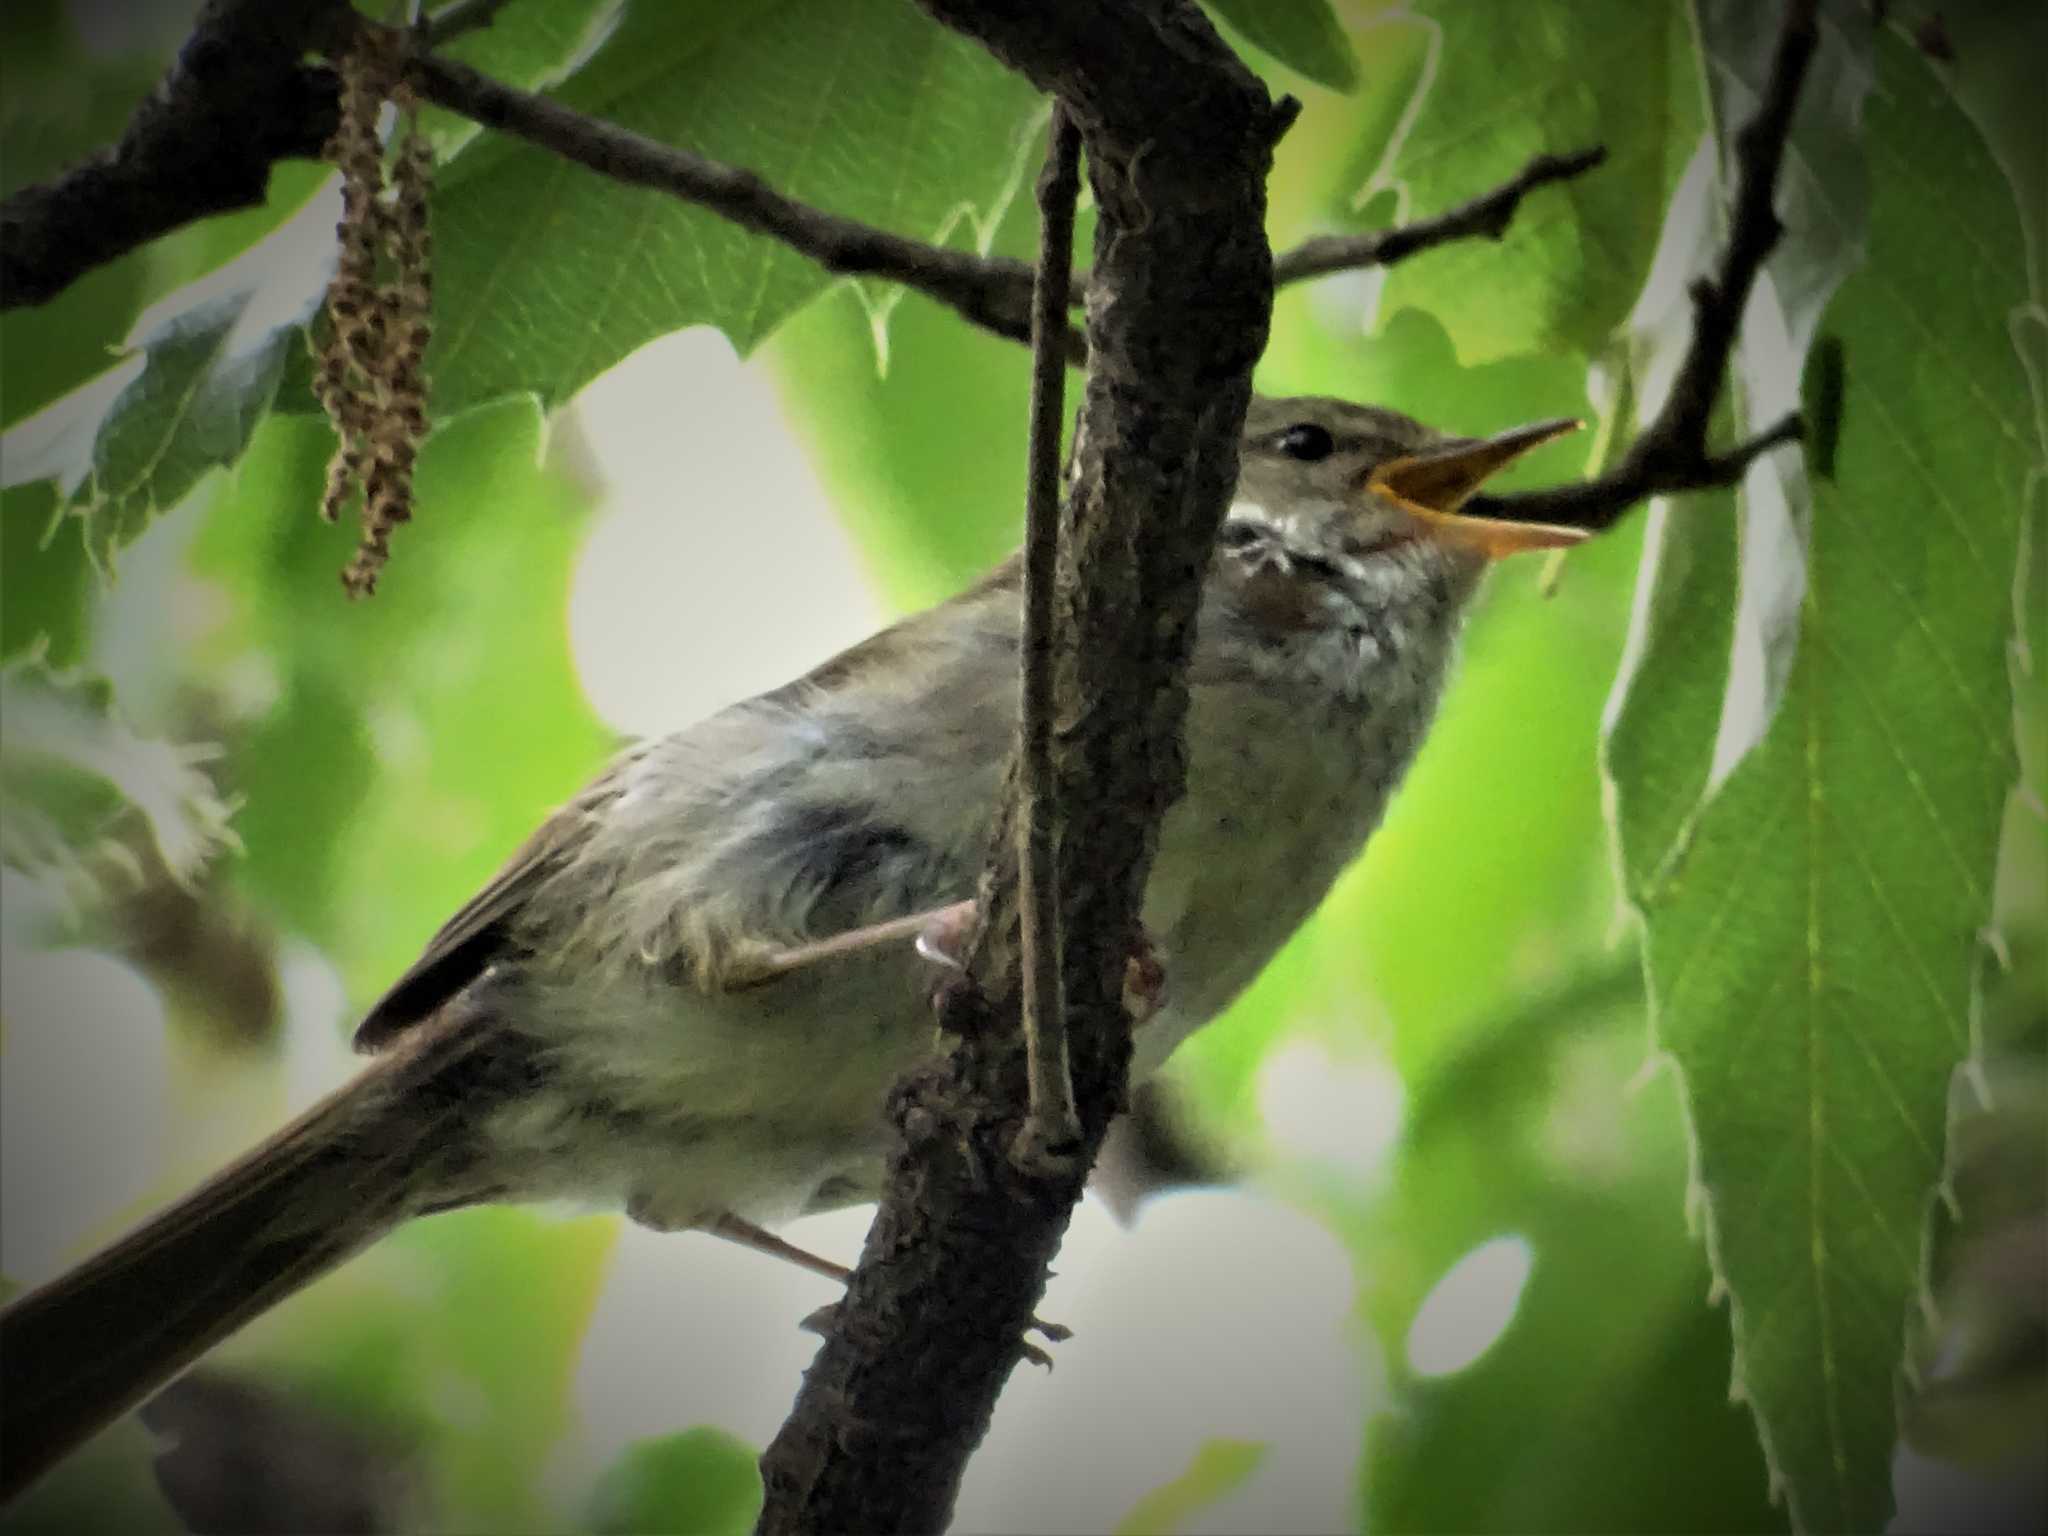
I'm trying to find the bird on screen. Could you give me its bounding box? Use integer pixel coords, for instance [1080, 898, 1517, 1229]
[0, 394, 1587, 1500]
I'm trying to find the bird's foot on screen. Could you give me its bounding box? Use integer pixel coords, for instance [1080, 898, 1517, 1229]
[916, 902, 1167, 1026]
[710, 1210, 1069, 1362]
[1122, 929, 1167, 1025]
[800, 1299, 1065, 1369]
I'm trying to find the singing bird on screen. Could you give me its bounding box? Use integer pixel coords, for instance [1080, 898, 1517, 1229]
[0, 395, 1587, 1498]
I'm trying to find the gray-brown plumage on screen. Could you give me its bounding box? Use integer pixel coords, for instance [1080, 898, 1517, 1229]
[0, 397, 1583, 1501]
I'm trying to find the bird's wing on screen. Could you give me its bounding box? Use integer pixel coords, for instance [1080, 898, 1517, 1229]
[354, 559, 1027, 1053]
[353, 758, 634, 1052]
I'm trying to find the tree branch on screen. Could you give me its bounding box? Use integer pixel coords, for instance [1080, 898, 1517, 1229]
[753, 1, 1294, 1529]
[1469, 0, 1820, 530]
[399, 49, 1052, 350]
[1013, 106, 1085, 1174]
[0, 0, 347, 311]
[1273, 145, 1607, 286]
[421, 0, 515, 49]
[407, 49, 1600, 355]
[3, 0, 1601, 358]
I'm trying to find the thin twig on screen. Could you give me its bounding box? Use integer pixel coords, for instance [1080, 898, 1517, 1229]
[1471, 0, 1820, 530]
[1273, 145, 1607, 286]
[421, 0, 513, 48]
[410, 45, 1593, 356]
[403, 50, 1048, 345]
[4, 0, 1600, 353]
[1470, 411, 1805, 526]
[1012, 106, 1084, 1177]
[407, 42, 1595, 360]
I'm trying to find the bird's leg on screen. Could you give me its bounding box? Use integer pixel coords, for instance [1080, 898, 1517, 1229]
[721, 902, 977, 990]
[915, 901, 1168, 1025]
[703, 1210, 1070, 1361]
[722, 900, 1166, 1024]
[704, 1210, 851, 1285]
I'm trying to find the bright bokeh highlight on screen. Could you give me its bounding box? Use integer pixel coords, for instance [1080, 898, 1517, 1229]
[566, 330, 882, 739]
[1405, 1234, 1534, 1379]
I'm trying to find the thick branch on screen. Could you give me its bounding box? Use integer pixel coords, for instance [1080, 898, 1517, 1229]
[1470, 0, 1820, 530]
[0, 0, 345, 310]
[754, 2, 1292, 1530]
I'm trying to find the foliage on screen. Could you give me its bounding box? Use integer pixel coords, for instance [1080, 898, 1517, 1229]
[1112, 1437, 1268, 1536]
[586, 1427, 763, 1536]
[0, 659, 233, 911]
[1607, 30, 2035, 1530]
[424, 0, 1042, 416]
[0, 0, 2037, 1532]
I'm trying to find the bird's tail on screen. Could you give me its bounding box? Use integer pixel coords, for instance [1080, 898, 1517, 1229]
[0, 1016, 494, 1503]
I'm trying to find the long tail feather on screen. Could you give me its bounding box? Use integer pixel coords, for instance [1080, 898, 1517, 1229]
[1, 1018, 492, 1502]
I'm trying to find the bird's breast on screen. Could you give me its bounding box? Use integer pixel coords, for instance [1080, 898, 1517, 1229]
[1135, 664, 1438, 1077]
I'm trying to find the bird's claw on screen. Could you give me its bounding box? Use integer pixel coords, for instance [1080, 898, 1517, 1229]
[917, 901, 1167, 1027]
[914, 900, 977, 971]
[1122, 933, 1167, 1024]
[798, 1297, 1069, 1368]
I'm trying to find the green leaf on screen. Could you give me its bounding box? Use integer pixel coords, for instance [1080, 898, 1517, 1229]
[1600, 148, 1743, 893]
[0, 189, 338, 571]
[0, 658, 233, 908]
[1, 0, 333, 605]
[1113, 1437, 1268, 1536]
[586, 1426, 764, 1536]
[1357, 969, 1783, 1534]
[0, 485, 91, 666]
[1695, 1, 1877, 744]
[427, 0, 1041, 418]
[1605, 35, 2035, 1532]
[0, 162, 333, 445]
[0, 1416, 186, 1536]
[1599, 0, 1873, 886]
[1351, 0, 1699, 364]
[4, 2, 1041, 569]
[1882, 0, 2048, 311]
[1203, 0, 1360, 93]
[421, 0, 621, 156]
[1699, 0, 1877, 345]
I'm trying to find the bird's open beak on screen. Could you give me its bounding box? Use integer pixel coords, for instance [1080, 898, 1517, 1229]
[1366, 418, 1590, 558]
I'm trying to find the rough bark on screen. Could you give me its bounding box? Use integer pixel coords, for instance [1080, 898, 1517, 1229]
[753, 3, 1294, 1531]
[0, 0, 344, 309]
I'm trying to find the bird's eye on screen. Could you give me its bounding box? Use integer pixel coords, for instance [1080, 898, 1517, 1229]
[1277, 423, 1335, 462]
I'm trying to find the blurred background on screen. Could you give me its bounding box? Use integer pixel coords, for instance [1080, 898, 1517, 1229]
[2, 1, 2042, 1532]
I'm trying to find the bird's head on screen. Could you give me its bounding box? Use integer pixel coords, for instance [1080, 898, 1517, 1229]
[1203, 395, 1588, 690]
